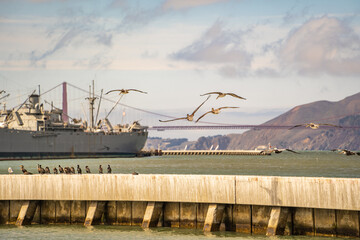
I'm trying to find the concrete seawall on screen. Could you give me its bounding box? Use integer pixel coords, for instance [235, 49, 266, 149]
[0, 174, 359, 237]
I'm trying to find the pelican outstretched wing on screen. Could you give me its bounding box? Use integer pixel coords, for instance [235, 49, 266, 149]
[226, 93, 246, 100]
[127, 89, 148, 94]
[285, 149, 299, 154]
[106, 89, 123, 95]
[159, 117, 187, 123]
[195, 111, 212, 123]
[200, 92, 222, 96]
[217, 106, 239, 110]
[319, 123, 342, 128]
[288, 124, 305, 130]
[190, 95, 210, 116]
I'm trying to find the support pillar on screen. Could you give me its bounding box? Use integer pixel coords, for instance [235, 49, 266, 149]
[203, 204, 225, 232]
[15, 201, 39, 226]
[141, 202, 163, 228]
[266, 207, 289, 236]
[84, 201, 107, 226]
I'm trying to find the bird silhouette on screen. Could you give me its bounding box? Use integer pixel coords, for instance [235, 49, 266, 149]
[106, 89, 147, 95]
[20, 165, 32, 175]
[331, 149, 358, 156]
[99, 165, 103, 174]
[201, 92, 246, 100]
[86, 166, 91, 173]
[37, 164, 45, 174]
[107, 165, 112, 174]
[289, 123, 342, 130]
[77, 165, 82, 174]
[53, 167, 58, 174]
[70, 167, 75, 174]
[196, 107, 239, 123]
[58, 165, 64, 173]
[45, 167, 51, 174]
[159, 96, 210, 122]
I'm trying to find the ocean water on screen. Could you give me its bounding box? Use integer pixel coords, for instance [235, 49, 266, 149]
[0, 152, 359, 239]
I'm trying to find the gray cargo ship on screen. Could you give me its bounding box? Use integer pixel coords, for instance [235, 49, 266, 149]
[0, 86, 148, 159]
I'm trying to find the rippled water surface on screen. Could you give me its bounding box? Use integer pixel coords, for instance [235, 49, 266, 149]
[1, 151, 359, 177]
[0, 152, 359, 239]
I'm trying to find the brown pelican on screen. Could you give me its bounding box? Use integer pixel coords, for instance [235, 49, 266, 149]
[77, 165, 82, 174]
[20, 165, 32, 175]
[159, 96, 210, 122]
[106, 89, 147, 95]
[196, 107, 239, 123]
[58, 165, 64, 173]
[331, 149, 357, 156]
[289, 123, 342, 130]
[107, 165, 112, 174]
[53, 167, 58, 174]
[85, 166, 91, 173]
[201, 92, 246, 100]
[45, 167, 51, 174]
[70, 167, 75, 174]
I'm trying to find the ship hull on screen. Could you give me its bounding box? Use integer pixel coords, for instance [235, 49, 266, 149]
[0, 128, 148, 160]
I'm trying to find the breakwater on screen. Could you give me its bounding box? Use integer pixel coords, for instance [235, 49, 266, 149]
[161, 150, 268, 155]
[0, 174, 359, 237]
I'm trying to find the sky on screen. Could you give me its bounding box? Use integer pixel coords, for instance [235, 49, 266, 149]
[0, 0, 360, 140]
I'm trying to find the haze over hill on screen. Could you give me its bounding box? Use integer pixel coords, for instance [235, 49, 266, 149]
[145, 92, 360, 151]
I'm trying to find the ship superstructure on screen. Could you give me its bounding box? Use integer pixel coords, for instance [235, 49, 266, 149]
[0, 85, 148, 159]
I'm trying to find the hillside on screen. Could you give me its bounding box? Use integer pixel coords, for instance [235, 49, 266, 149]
[146, 92, 360, 151]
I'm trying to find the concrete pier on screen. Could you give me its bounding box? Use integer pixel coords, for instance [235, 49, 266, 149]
[0, 174, 359, 237]
[161, 150, 268, 156]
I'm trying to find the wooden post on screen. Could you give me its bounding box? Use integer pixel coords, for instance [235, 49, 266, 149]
[15, 201, 39, 226]
[141, 202, 163, 228]
[266, 207, 289, 236]
[203, 204, 225, 232]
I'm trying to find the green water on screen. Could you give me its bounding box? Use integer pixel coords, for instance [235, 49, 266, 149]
[1, 151, 359, 177]
[0, 152, 359, 239]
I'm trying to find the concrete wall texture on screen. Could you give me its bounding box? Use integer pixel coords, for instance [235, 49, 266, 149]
[0, 174, 359, 211]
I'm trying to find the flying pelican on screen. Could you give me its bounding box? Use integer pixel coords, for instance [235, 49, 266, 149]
[196, 107, 239, 123]
[201, 92, 246, 100]
[289, 123, 342, 130]
[159, 96, 210, 122]
[105, 89, 147, 95]
[331, 149, 358, 156]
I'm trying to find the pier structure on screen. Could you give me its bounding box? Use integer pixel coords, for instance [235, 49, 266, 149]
[161, 150, 269, 156]
[0, 174, 359, 237]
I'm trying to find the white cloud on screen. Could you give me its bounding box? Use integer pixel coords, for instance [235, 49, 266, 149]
[279, 16, 360, 76]
[162, 0, 229, 11]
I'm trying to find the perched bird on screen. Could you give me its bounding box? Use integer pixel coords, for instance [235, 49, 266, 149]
[58, 165, 64, 174]
[64, 167, 71, 174]
[289, 123, 342, 130]
[77, 165, 82, 174]
[159, 96, 210, 123]
[38, 164, 45, 174]
[201, 92, 246, 100]
[53, 167, 58, 174]
[99, 165, 103, 174]
[8, 167, 13, 174]
[132, 171, 139, 175]
[106, 89, 147, 95]
[196, 107, 239, 123]
[70, 167, 75, 174]
[45, 167, 51, 174]
[107, 165, 112, 174]
[20, 165, 32, 175]
[86, 166, 91, 173]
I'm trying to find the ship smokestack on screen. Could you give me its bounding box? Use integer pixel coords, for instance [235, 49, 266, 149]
[62, 82, 68, 122]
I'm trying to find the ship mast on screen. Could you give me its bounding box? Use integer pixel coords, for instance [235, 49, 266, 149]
[86, 80, 97, 130]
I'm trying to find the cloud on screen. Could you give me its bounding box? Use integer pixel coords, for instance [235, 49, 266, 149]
[170, 20, 253, 78]
[279, 16, 360, 76]
[162, 0, 229, 11]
